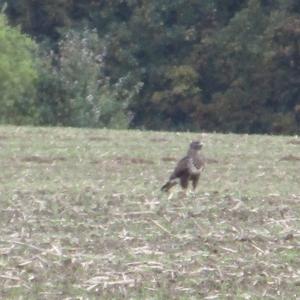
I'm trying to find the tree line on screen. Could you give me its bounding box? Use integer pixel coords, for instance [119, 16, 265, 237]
[1, 0, 300, 134]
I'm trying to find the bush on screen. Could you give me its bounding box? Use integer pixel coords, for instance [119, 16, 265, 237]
[36, 28, 143, 128]
[0, 13, 38, 124]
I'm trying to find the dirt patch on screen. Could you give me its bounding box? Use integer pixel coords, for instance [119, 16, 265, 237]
[21, 156, 67, 164]
[114, 156, 154, 165]
[279, 154, 300, 161]
[149, 137, 169, 143]
[91, 156, 154, 166]
[89, 137, 111, 142]
[0, 135, 8, 140]
[90, 159, 103, 165]
[161, 156, 177, 162]
[288, 140, 300, 145]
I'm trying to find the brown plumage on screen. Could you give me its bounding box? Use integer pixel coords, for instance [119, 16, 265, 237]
[161, 141, 205, 192]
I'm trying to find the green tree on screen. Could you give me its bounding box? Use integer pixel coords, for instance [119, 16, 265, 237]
[4, 0, 73, 40]
[37, 28, 142, 128]
[89, 1, 220, 129]
[196, 0, 299, 133]
[0, 12, 38, 124]
[3, 0, 300, 133]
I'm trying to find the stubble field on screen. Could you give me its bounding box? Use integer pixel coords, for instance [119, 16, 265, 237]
[0, 126, 299, 299]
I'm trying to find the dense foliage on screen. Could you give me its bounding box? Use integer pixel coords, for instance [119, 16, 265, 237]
[1, 0, 300, 133]
[0, 13, 37, 124]
[36, 29, 141, 128]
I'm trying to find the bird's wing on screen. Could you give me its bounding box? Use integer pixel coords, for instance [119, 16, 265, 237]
[170, 156, 190, 179]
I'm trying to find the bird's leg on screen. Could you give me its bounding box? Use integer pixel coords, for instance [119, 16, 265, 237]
[191, 175, 200, 191]
[178, 175, 189, 197]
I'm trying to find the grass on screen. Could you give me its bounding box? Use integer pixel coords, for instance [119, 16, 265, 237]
[0, 125, 299, 299]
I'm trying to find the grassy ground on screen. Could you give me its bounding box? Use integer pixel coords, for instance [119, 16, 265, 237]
[0, 125, 299, 299]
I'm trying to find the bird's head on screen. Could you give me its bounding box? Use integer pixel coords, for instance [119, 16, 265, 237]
[189, 141, 203, 150]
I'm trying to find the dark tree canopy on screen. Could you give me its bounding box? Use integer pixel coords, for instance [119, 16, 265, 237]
[1, 0, 300, 133]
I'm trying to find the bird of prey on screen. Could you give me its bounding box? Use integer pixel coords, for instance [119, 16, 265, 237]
[161, 141, 205, 192]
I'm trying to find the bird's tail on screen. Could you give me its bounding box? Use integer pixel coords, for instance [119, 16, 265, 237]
[161, 179, 177, 192]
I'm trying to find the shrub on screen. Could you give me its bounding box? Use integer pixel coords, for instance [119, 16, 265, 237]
[0, 13, 38, 124]
[36, 28, 142, 128]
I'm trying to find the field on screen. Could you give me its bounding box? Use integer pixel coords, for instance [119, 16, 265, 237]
[0, 125, 299, 299]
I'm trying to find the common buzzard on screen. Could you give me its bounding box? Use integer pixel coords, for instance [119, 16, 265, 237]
[161, 141, 205, 192]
